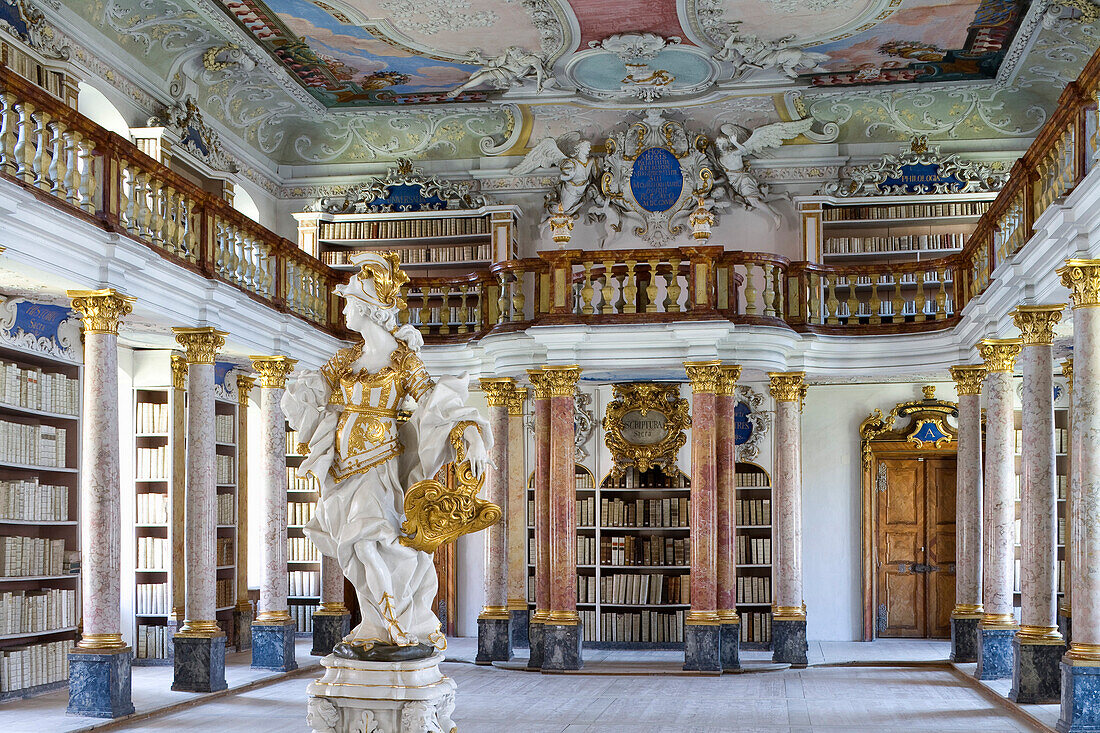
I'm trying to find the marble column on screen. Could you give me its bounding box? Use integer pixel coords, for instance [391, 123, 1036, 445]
[505, 387, 529, 649]
[167, 354, 187, 658]
[683, 361, 722, 672]
[541, 365, 582, 671]
[1061, 357, 1074, 643]
[476, 378, 513, 664]
[250, 356, 298, 672]
[1010, 306, 1066, 703]
[312, 555, 350, 657]
[949, 365, 986, 663]
[976, 337, 1022, 681]
[171, 327, 228, 692]
[65, 289, 136, 718]
[716, 365, 741, 671]
[768, 372, 808, 667]
[1056, 260, 1100, 732]
[234, 374, 254, 651]
[526, 370, 551, 669]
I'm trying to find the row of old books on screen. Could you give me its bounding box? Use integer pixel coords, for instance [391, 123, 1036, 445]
[579, 609, 597, 641]
[601, 572, 690, 605]
[135, 402, 169, 434]
[322, 243, 492, 267]
[216, 493, 234, 525]
[288, 501, 315, 526]
[0, 363, 79, 416]
[0, 640, 68, 693]
[0, 479, 67, 521]
[575, 496, 596, 526]
[136, 537, 168, 570]
[823, 233, 967, 254]
[216, 578, 233, 608]
[735, 472, 769, 487]
[0, 536, 66, 576]
[290, 603, 314, 632]
[577, 575, 596, 603]
[135, 446, 169, 480]
[135, 582, 169, 615]
[289, 570, 320, 597]
[575, 535, 596, 565]
[601, 609, 685, 643]
[286, 430, 303, 455]
[320, 217, 489, 241]
[601, 536, 689, 567]
[287, 467, 318, 492]
[0, 422, 67, 468]
[215, 455, 234, 485]
[215, 414, 234, 444]
[740, 611, 772, 643]
[136, 624, 169, 659]
[602, 497, 690, 528]
[736, 575, 771, 604]
[736, 536, 772, 565]
[216, 538, 233, 566]
[823, 201, 990, 221]
[736, 498, 771, 526]
[135, 492, 167, 524]
[0, 588, 76, 634]
[604, 468, 688, 489]
[288, 536, 319, 562]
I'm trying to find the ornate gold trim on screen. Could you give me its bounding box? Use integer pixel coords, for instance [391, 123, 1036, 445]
[254, 610, 294, 625]
[1011, 304, 1064, 345]
[603, 383, 690, 477]
[772, 605, 807, 621]
[977, 338, 1022, 373]
[716, 365, 742, 397]
[506, 387, 527, 416]
[173, 327, 227, 364]
[683, 360, 721, 393]
[67, 289, 135, 335]
[685, 610, 722, 625]
[544, 610, 579, 625]
[1058, 259, 1100, 308]
[951, 603, 984, 619]
[171, 353, 188, 390]
[250, 355, 298, 388]
[479, 606, 510, 621]
[235, 600, 253, 614]
[176, 619, 225, 638]
[1016, 625, 1064, 644]
[949, 365, 986, 396]
[480, 377, 515, 407]
[768, 372, 806, 408]
[716, 609, 740, 624]
[315, 602, 350, 616]
[979, 613, 1018, 630]
[506, 598, 528, 611]
[237, 374, 255, 405]
[530, 609, 550, 623]
[1063, 358, 1074, 388]
[541, 365, 581, 396]
[1067, 642, 1100, 664]
[76, 632, 127, 650]
[527, 369, 552, 401]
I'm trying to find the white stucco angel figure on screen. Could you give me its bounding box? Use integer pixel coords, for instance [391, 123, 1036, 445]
[712, 117, 814, 229]
[717, 32, 830, 79]
[512, 132, 597, 218]
[446, 46, 551, 98]
[281, 252, 491, 660]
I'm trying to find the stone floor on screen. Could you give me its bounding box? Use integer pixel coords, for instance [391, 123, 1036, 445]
[0, 638, 1057, 732]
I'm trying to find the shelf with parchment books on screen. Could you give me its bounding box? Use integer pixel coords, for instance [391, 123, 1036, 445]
[735, 462, 773, 650]
[213, 395, 239, 647]
[0, 344, 81, 700]
[286, 425, 320, 637]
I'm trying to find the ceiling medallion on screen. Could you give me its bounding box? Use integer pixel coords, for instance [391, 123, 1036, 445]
[563, 32, 719, 103]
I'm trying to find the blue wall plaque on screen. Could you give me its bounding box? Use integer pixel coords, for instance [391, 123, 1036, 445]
[14, 301, 72, 344]
[734, 401, 753, 445]
[880, 162, 963, 194]
[631, 147, 683, 212]
[214, 361, 235, 391]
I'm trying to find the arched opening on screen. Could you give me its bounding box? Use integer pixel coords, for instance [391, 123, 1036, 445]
[76, 82, 130, 138]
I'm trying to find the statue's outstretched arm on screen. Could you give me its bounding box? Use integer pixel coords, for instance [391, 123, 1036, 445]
[281, 370, 338, 488]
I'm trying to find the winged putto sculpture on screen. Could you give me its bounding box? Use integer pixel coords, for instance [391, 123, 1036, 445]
[447, 47, 553, 97]
[512, 132, 597, 220]
[716, 31, 830, 79]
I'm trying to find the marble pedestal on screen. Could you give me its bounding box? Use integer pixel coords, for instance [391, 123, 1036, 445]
[683, 624, 721, 672]
[475, 617, 512, 664]
[772, 619, 808, 667]
[540, 623, 582, 671]
[172, 636, 227, 692]
[509, 609, 529, 649]
[66, 649, 135, 718]
[234, 608, 252, 652]
[951, 617, 980, 663]
[976, 628, 1015, 680]
[312, 613, 350, 657]
[720, 623, 741, 671]
[1059, 662, 1100, 733]
[252, 621, 298, 671]
[1061, 613, 1073, 645]
[527, 622, 544, 670]
[1011, 639, 1065, 704]
[306, 652, 456, 733]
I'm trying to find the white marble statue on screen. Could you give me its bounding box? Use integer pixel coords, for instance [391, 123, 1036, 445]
[711, 117, 814, 229]
[716, 32, 830, 79]
[511, 132, 597, 219]
[282, 252, 491, 660]
[446, 46, 551, 98]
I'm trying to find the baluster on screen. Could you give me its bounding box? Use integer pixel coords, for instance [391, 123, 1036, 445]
[139, 173, 155, 239]
[936, 266, 948, 320]
[78, 140, 96, 214]
[743, 265, 757, 315]
[825, 273, 839, 325]
[149, 178, 164, 245]
[623, 260, 638, 314]
[914, 271, 927, 322]
[762, 263, 777, 317]
[845, 273, 860, 325]
[32, 110, 51, 189]
[48, 122, 66, 199]
[62, 131, 80, 204]
[868, 274, 881, 326]
[808, 272, 821, 324]
[457, 284, 469, 334]
[0, 92, 17, 172]
[580, 262, 595, 315]
[162, 186, 178, 253]
[117, 162, 132, 232]
[892, 273, 904, 322]
[496, 273, 508, 323]
[601, 260, 614, 315]
[471, 283, 482, 332]
[129, 171, 146, 236]
[645, 259, 659, 313]
[511, 268, 525, 322]
[439, 290, 452, 335]
[665, 257, 682, 312]
[13, 102, 34, 182]
[419, 291, 432, 335]
[184, 196, 199, 262]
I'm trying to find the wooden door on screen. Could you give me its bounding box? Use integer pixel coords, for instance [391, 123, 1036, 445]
[875, 456, 957, 638]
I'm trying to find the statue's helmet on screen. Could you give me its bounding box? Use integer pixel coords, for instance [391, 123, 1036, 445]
[334, 251, 409, 320]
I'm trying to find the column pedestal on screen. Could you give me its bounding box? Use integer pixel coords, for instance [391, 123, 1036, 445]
[977, 627, 1016, 680]
[1011, 637, 1066, 703]
[527, 619, 544, 670]
[683, 623, 722, 672]
[312, 613, 350, 657]
[252, 620, 298, 672]
[540, 622, 582, 671]
[772, 618, 808, 667]
[234, 606, 253, 652]
[172, 635, 227, 692]
[950, 615, 981, 663]
[475, 616, 511, 665]
[1062, 614, 1074, 644]
[67, 650, 135, 718]
[720, 621, 740, 671]
[1058, 661, 1100, 733]
[509, 608, 529, 649]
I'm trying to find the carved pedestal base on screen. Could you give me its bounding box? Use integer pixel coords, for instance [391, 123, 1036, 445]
[1061, 612, 1073, 646]
[683, 624, 721, 672]
[720, 622, 741, 671]
[306, 652, 456, 733]
[976, 628, 1015, 680]
[951, 617, 980, 663]
[252, 620, 298, 672]
[772, 619, 808, 667]
[67, 648, 135, 718]
[172, 635, 227, 692]
[1011, 638, 1065, 704]
[540, 623, 582, 671]
[234, 608, 253, 652]
[509, 609, 529, 649]
[1058, 661, 1100, 733]
[475, 617, 512, 664]
[312, 613, 351, 657]
[527, 622, 544, 670]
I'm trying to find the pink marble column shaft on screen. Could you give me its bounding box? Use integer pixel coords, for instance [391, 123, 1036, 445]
[186, 361, 218, 625]
[769, 372, 806, 619]
[258, 385, 290, 620]
[1062, 358, 1074, 619]
[1071, 308, 1100, 652]
[949, 367, 985, 617]
[716, 371, 738, 620]
[319, 555, 345, 612]
[547, 386, 577, 620]
[685, 361, 720, 619]
[505, 391, 528, 612]
[528, 370, 551, 621]
[480, 385, 510, 616]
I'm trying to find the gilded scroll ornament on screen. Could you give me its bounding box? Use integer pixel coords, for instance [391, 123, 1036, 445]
[1012, 305, 1064, 345]
[716, 365, 742, 397]
[506, 387, 527, 416]
[527, 369, 552, 400]
[949, 365, 986, 396]
[250, 355, 298, 389]
[66, 288, 134, 335]
[1058, 259, 1100, 308]
[603, 383, 690, 477]
[173, 327, 227, 364]
[977, 338, 1022, 373]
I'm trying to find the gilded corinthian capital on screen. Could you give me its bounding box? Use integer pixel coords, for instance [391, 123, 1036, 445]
[1012, 304, 1064, 345]
[250, 355, 298, 388]
[480, 377, 515, 407]
[173, 327, 227, 364]
[506, 387, 527, 416]
[949, 365, 986, 396]
[683, 360, 722, 393]
[526, 369, 552, 400]
[170, 353, 187, 390]
[237, 374, 255, 405]
[67, 288, 134, 335]
[541, 365, 581, 397]
[768, 371, 807, 407]
[977, 338, 1022, 373]
[717, 364, 742, 397]
[1058, 259, 1100, 308]
[1063, 358, 1074, 388]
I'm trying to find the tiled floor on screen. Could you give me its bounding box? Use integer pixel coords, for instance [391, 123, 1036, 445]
[0, 638, 1051, 733]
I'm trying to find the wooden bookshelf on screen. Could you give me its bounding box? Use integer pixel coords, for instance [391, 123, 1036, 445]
[286, 424, 320, 638]
[0, 344, 82, 699]
[213, 395, 238, 640]
[735, 462, 773, 650]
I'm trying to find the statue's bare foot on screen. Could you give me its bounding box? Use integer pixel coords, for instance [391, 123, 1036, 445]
[332, 641, 436, 662]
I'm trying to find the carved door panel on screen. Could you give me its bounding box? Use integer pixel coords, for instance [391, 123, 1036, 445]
[925, 458, 957, 639]
[876, 459, 926, 637]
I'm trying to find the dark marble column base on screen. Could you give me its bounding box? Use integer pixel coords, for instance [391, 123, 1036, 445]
[976, 627, 1016, 680]
[476, 616, 513, 664]
[720, 622, 741, 671]
[1061, 612, 1073, 646]
[540, 622, 582, 671]
[1058, 661, 1100, 732]
[311, 613, 350, 657]
[234, 606, 252, 652]
[509, 608, 530, 649]
[1011, 637, 1065, 704]
[172, 635, 227, 692]
[527, 621, 544, 670]
[251, 620, 298, 671]
[67, 648, 135, 718]
[951, 617, 981, 663]
[683, 623, 721, 672]
[772, 619, 808, 667]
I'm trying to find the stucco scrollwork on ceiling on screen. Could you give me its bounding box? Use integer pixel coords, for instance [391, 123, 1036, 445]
[103, 0, 219, 56]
